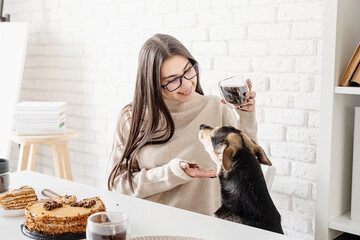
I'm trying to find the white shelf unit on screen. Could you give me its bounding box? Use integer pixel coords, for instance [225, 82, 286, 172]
[316, 0, 360, 239]
[335, 87, 360, 95]
[329, 212, 360, 236]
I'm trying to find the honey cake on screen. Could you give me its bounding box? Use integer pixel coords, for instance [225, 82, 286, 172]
[0, 186, 37, 210]
[25, 196, 106, 235]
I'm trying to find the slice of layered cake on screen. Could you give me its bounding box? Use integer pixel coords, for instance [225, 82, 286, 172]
[25, 196, 106, 235]
[0, 186, 38, 210]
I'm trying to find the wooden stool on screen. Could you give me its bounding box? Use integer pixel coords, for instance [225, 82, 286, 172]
[11, 129, 78, 180]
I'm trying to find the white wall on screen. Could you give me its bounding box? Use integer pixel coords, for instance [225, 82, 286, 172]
[4, 0, 323, 239]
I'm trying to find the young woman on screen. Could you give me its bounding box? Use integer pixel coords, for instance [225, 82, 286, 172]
[107, 33, 258, 216]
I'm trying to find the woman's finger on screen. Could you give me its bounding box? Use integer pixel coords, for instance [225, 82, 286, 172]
[237, 101, 255, 112]
[245, 98, 255, 105]
[246, 79, 252, 92]
[233, 98, 255, 108]
[234, 97, 255, 110]
[191, 168, 217, 178]
[180, 161, 189, 170]
[185, 167, 217, 178]
[246, 91, 256, 99]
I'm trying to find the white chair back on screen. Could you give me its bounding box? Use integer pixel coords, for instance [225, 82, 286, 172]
[261, 165, 276, 191]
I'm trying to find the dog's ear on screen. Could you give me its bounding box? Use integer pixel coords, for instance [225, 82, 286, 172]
[222, 146, 236, 172]
[214, 142, 234, 172]
[253, 145, 272, 166]
[239, 132, 255, 150]
[239, 132, 272, 166]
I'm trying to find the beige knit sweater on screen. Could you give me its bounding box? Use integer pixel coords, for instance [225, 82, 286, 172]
[108, 92, 258, 216]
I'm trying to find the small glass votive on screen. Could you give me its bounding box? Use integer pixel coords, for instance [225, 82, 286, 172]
[0, 159, 10, 193]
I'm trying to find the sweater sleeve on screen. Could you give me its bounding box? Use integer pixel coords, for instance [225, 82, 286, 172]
[223, 105, 258, 143]
[107, 107, 193, 198]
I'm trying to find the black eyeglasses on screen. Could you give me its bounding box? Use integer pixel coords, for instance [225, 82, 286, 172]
[161, 63, 199, 92]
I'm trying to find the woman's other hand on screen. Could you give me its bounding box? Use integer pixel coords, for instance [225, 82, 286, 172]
[221, 79, 256, 112]
[179, 161, 217, 178]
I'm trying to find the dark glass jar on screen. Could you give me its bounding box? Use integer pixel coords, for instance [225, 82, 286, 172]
[0, 158, 10, 193]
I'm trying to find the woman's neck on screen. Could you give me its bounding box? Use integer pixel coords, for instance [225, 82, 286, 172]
[164, 92, 202, 113]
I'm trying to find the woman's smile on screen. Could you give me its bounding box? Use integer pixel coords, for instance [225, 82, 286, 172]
[179, 86, 192, 96]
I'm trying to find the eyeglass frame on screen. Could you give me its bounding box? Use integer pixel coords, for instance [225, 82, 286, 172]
[161, 63, 199, 92]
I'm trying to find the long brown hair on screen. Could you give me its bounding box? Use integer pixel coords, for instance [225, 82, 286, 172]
[108, 33, 204, 191]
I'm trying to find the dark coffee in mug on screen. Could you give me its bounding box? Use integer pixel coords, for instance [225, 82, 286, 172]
[220, 85, 248, 105]
[89, 231, 127, 240]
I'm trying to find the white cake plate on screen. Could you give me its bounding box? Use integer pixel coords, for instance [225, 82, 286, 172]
[0, 207, 25, 217]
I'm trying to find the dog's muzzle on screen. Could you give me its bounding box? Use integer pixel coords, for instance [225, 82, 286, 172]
[198, 124, 214, 149]
[199, 124, 213, 130]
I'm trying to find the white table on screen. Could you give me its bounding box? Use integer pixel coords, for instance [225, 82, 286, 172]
[0, 171, 298, 240]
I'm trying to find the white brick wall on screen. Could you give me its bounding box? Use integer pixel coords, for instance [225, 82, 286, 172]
[4, 0, 323, 238]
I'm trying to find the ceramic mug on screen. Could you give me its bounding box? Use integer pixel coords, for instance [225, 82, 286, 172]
[0, 159, 10, 193]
